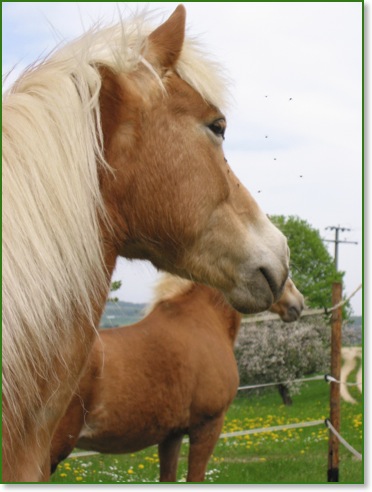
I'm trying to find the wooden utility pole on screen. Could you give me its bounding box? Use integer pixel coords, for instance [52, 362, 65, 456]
[324, 226, 358, 271]
[327, 282, 342, 482]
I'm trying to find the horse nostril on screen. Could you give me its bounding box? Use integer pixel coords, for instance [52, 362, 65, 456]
[259, 267, 279, 299]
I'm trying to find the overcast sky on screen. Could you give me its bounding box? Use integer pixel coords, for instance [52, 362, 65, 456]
[2, 2, 363, 315]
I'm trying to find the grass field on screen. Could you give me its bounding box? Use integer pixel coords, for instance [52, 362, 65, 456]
[50, 374, 363, 484]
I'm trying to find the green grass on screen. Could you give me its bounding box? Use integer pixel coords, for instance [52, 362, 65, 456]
[50, 377, 363, 484]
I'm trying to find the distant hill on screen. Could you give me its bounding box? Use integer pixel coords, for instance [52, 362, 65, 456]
[100, 300, 147, 328]
[347, 316, 362, 328]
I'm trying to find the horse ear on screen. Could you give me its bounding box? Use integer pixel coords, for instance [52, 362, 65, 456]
[147, 4, 186, 69]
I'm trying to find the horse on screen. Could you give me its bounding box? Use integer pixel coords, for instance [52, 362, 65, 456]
[50, 275, 304, 482]
[2, 6, 290, 482]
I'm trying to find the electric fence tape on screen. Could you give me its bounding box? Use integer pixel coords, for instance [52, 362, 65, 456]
[325, 419, 362, 461]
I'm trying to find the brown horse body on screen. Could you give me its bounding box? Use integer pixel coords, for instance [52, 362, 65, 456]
[3, 6, 290, 481]
[51, 277, 304, 482]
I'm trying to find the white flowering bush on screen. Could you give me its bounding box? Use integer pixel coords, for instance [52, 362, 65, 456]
[235, 316, 330, 404]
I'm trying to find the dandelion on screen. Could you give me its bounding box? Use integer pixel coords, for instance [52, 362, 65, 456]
[128, 469, 134, 475]
[138, 464, 144, 469]
[76, 476, 83, 481]
[60, 473, 67, 478]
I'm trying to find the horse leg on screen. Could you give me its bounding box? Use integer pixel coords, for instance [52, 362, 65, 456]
[158, 434, 183, 482]
[187, 415, 225, 482]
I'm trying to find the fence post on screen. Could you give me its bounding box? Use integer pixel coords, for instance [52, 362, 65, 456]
[327, 282, 342, 482]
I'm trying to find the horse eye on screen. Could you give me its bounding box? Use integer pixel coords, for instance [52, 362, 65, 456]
[208, 118, 226, 139]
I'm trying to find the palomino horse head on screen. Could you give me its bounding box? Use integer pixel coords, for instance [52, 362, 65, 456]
[98, 5, 290, 314]
[269, 278, 305, 322]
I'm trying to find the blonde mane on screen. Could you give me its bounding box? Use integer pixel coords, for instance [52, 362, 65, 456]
[145, 274, 195, 316]
[2, 10, 228, 441]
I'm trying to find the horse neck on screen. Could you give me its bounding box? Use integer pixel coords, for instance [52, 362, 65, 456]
[196, 285, 242, 346]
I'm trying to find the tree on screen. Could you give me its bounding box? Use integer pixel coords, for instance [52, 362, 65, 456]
[236, 316, 330, 405]
[270, 215, 349, 317]
[107, 280, 122, 303]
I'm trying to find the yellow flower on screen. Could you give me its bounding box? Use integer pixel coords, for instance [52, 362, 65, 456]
[138, 464, 144, 469]
[60, 473, 67, 478]
[76, 476, 83, 481]
[128, 469, 134, 475]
